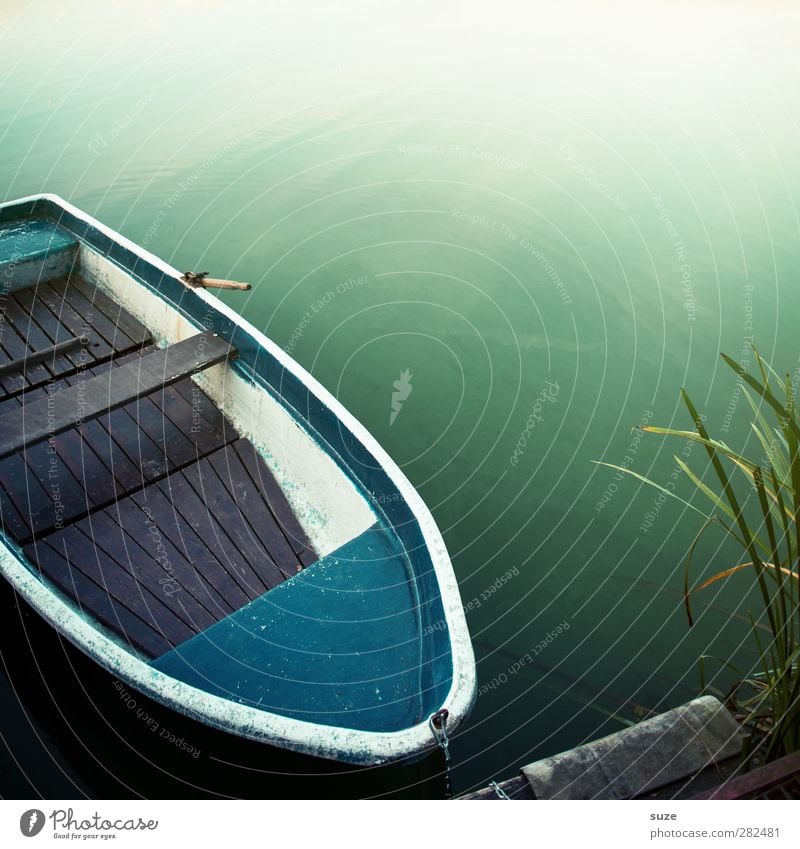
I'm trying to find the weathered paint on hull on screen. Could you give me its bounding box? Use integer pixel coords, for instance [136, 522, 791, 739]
[0, 194, 476, 764]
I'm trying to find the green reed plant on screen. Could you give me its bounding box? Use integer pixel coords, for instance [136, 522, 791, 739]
[598, 346, 800, 762]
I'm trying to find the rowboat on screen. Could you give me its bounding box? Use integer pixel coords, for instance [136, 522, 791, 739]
[0, 194, 475, 765]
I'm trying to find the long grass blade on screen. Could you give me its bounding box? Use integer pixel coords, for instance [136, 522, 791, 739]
[681, 390, 778, 638]
[596, 348, 800, 762]
[720, 353, 800, 443]
[684, 516, 716, 627]
[591, 462, 712, 519]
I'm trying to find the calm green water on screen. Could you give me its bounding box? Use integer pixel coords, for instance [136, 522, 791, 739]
[1, 1, 799, 797]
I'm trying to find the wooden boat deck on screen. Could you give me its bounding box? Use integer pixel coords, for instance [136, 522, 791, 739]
[0, 274, 317, 659]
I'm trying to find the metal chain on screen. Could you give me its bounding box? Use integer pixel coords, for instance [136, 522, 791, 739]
[429, 708, 452, 799]
[490, 780, 511, 800]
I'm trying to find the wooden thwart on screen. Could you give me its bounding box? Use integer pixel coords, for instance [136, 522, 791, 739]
[0, 333, 235, 460]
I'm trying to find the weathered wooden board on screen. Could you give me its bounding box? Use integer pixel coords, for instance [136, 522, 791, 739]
[208, 447, 303, 578]
[129, 484, 251, 612]
[25, 537, 175, 657]
[35, 281, 115, 360]
[11, 287, 87, 370]
[50, 277, 147, 352]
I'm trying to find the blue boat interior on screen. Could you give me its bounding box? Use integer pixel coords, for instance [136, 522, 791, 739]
[154, 523, 448, 731]
[0, 201, 453, 733]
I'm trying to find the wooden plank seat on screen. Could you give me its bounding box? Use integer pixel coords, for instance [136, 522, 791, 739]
[0, 333, 234, 461]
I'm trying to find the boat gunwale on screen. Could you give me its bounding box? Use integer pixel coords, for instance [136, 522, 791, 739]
[0, 193, 476, 765]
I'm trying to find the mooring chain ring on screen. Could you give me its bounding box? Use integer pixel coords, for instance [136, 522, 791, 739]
[429, 708, 451, 762]
[429, 708, 453, 799]
[490, 780, 511, 800]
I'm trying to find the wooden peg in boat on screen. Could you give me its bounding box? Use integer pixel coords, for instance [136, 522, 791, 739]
[181, 271, 252, 291]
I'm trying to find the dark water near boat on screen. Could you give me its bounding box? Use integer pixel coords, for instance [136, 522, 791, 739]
[1, 2, 799, 797]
